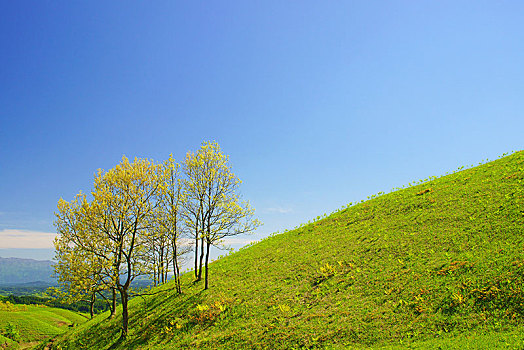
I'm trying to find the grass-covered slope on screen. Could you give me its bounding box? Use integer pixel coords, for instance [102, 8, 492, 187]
[50, 151, 524, 349]
[0, 301, 86, 349]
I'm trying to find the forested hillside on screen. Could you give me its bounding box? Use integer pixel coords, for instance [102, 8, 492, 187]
[0, 257, 55, 285]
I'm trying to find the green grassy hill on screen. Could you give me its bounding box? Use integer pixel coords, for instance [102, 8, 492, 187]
[48, 151, 524, 349]
[0, 301, 87, 349]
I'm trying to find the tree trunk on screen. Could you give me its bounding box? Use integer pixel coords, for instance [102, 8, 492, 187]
[175, 259, 181, 293]
[166, 253, 170, 283]
[197, 208, 205, 280]
[198, 236, 205, 280]
[194, 229, 199, 279]
[110, 287, 116, 318]
[89, 292, 95, 319]
[204, 240, 211, 290]
[164, 257, 168, 284]
[172, 242, 181, 294]
[160, 245, 165, 284]
[120, 288, 129, 340]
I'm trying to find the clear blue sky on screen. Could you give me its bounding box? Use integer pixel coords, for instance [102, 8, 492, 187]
[1, 1, 523, 260]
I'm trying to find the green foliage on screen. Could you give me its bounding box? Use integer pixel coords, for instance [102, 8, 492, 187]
[0, 284, 54, 297]
[49, 151, 524, 349]
[183, 141, 261, 289]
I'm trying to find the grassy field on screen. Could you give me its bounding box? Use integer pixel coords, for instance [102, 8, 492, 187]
[0, 301, 87, 349]
[47, 151, 524, 349]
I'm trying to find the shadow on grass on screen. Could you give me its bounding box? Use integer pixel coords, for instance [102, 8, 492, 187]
[123, 286, 207, 349]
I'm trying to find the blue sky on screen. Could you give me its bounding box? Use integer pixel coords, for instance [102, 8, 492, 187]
[1, 1, 523, 260]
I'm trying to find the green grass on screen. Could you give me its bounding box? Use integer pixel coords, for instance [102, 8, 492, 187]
[0, 301, 87, 349]
[50, 151, 524, 349]
[0, 334, 18, 350]
[382, 327, 524, 349]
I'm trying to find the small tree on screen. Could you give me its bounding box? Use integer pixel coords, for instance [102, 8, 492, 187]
[182, 152, 207, 281]
[54, 241, 106, 318]
[184, 142, 261, 289]
[142, 220, 171, 286]
[156, 155, 189, 293]
[54, 194, 115, 318]
[86, 156, 162, 339]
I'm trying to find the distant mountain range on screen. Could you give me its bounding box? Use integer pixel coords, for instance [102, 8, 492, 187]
[0, 257, 56, 285]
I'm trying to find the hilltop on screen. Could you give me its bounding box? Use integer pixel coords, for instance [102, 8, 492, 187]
[48, 151, 524, 349]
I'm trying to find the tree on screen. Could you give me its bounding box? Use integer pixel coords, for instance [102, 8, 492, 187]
[182, 152, 207, 281]
[53, 242, 108, 318]
[141, 224, 168, 286]
[184, 142, 261, 289]
[156, 154, 188, 293]
[53, 145, 259, 338]
[87, 156, 162, 339]
[54, 194, 116, 318]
